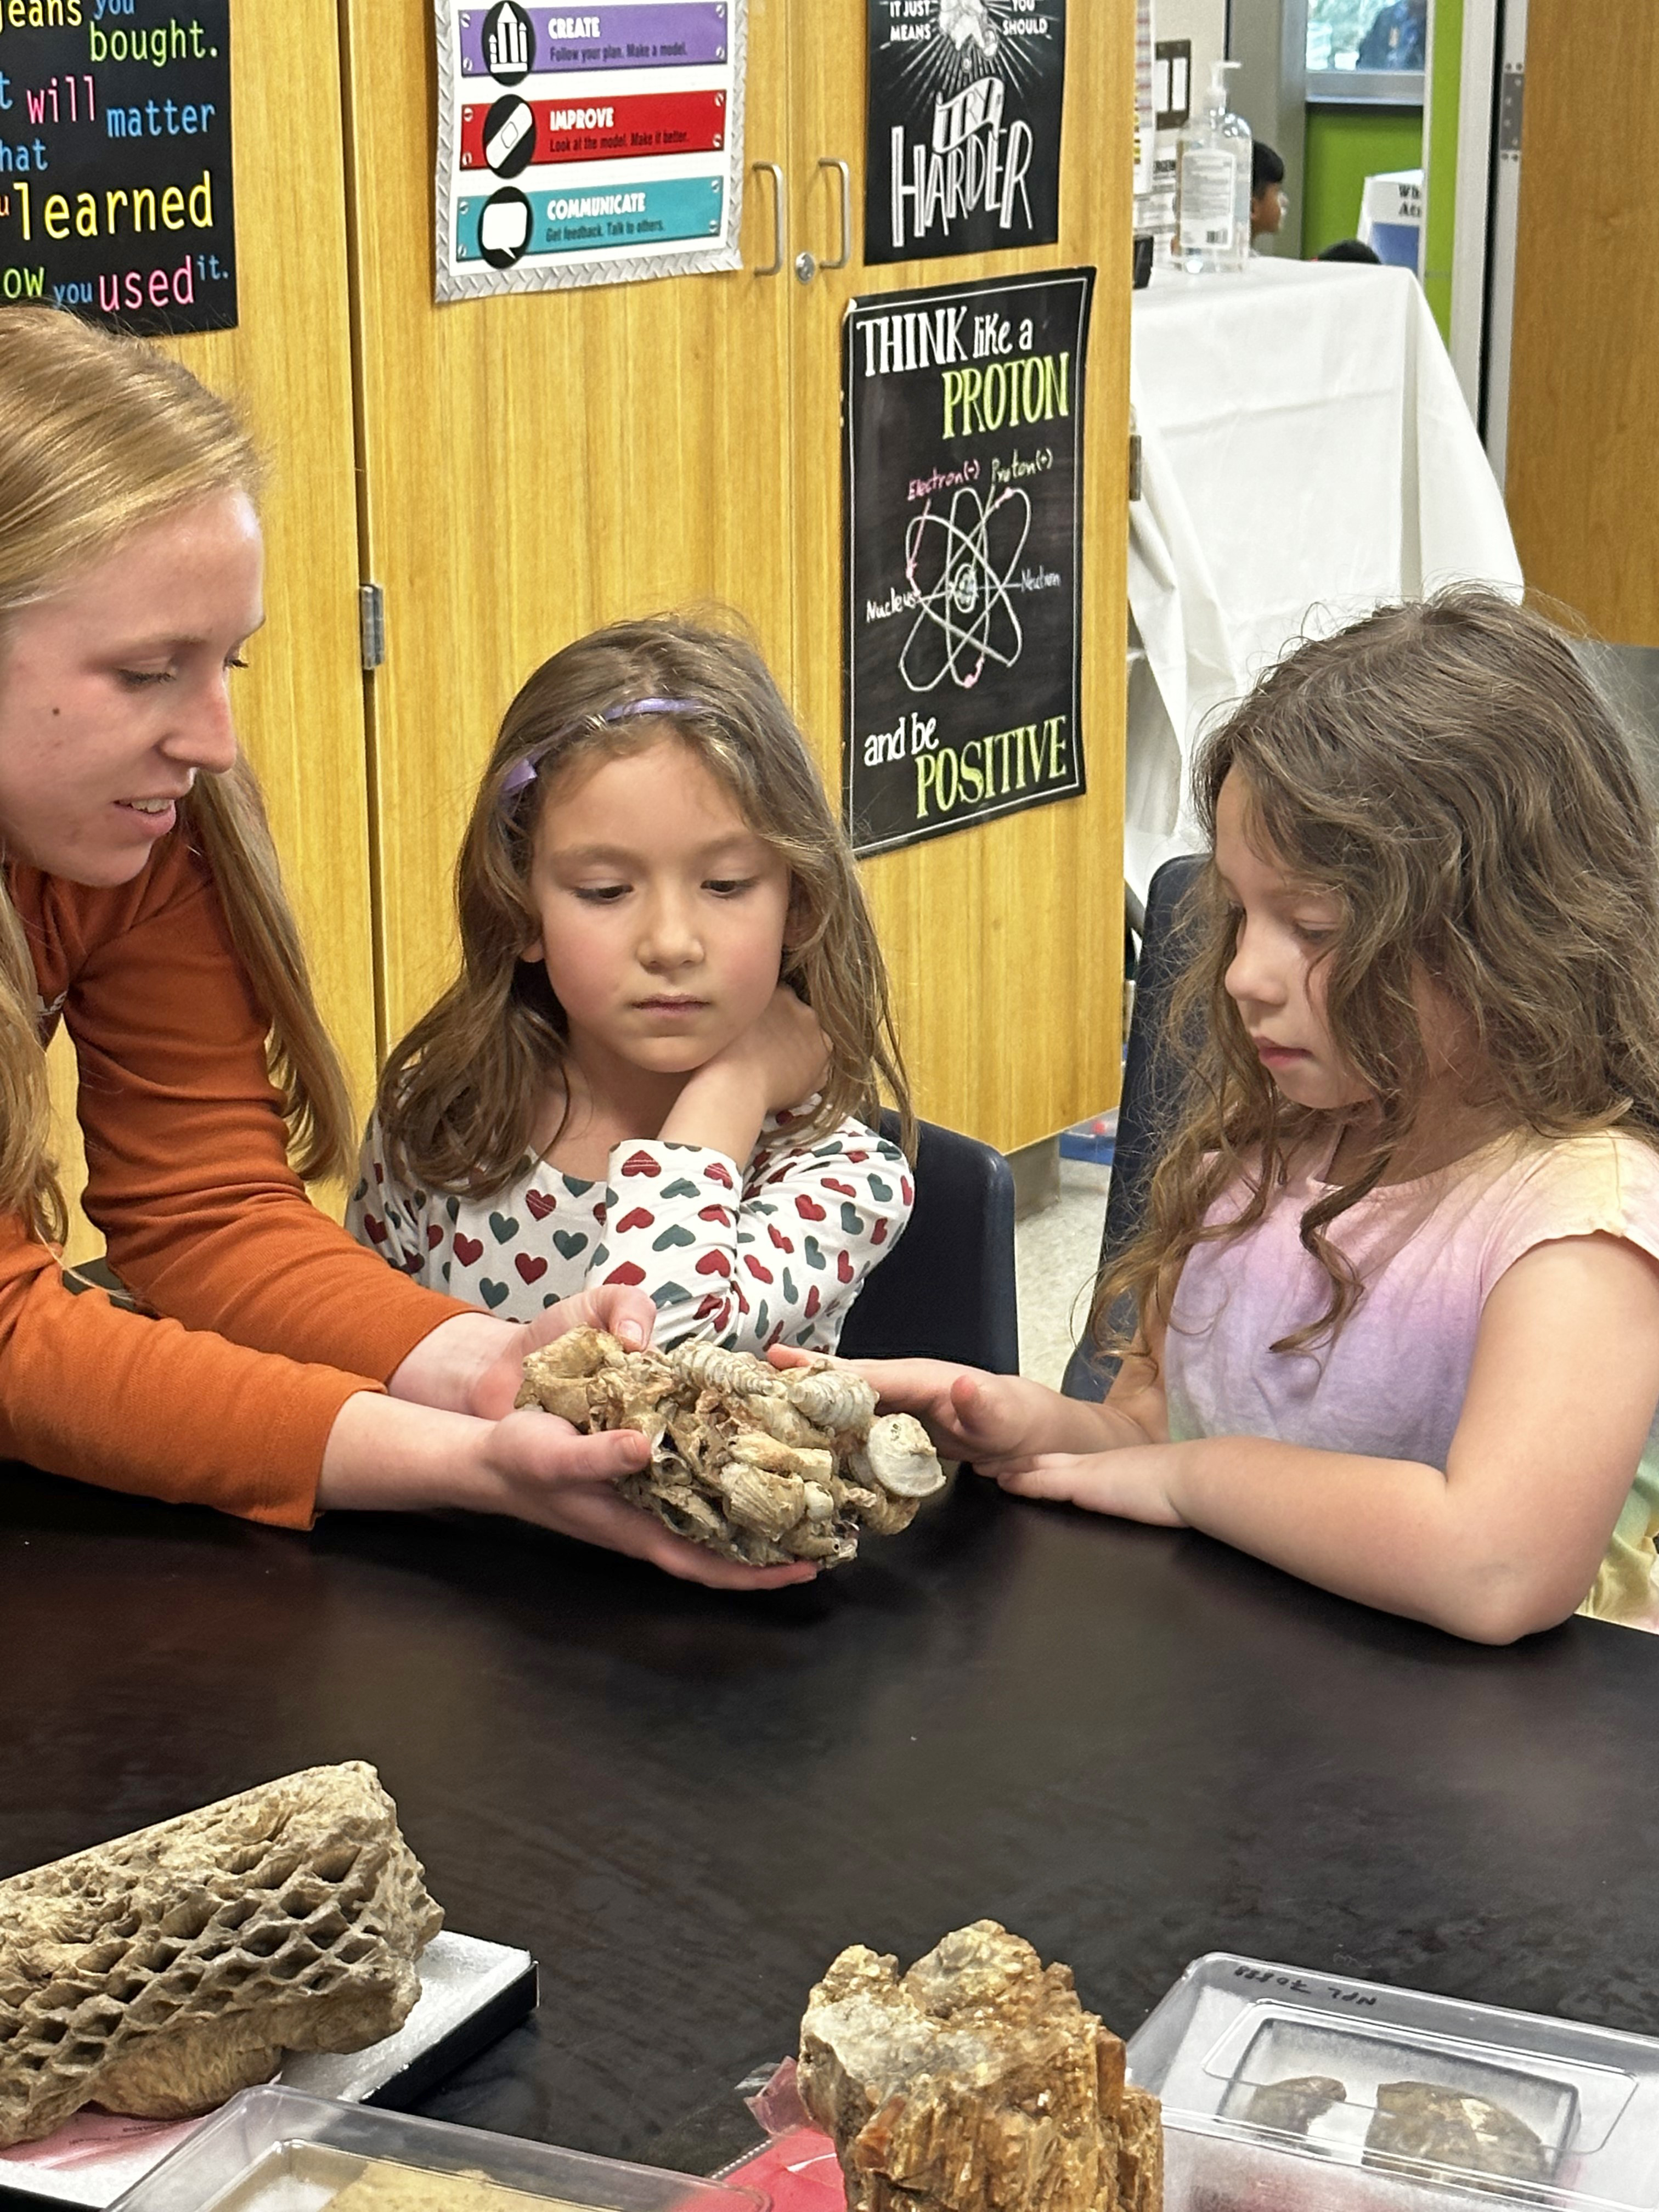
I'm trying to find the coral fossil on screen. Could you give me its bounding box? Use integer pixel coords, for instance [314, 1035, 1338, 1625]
[0, 1762, 441, 2148]
[798, 1921, 1163, 2212]
[515, 1329, 945, 1567]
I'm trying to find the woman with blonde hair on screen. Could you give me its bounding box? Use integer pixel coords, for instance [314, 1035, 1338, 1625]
[0, 306, 802, 1589]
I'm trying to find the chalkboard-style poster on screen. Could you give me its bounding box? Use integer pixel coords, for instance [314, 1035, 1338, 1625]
[844, 266, 1093, 857]
[866, 0, 1064, 266]
[0, 1, 234, 333]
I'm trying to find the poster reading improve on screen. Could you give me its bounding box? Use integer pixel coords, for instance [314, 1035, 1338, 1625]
[866, 0, 1065, 266]
[435, 2, 746, 301]
[844, 267, 1093, 859]
[0, 0, 234, 334]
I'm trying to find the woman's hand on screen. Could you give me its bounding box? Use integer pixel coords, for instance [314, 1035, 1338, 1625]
[468, 1282, 658, 1420]
[318, 1390, 817, 1591]
[993, 1446, 1188, 1527]
[464, 1406, 818, 1587]
[388, 1285, 658, 1421]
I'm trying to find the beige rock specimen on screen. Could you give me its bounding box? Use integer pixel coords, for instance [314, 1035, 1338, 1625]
[515, 1328, 945, 1568]
[1243, 2075, 1347, 2136]
[797, 1920, 1162, 2212]
[0, 1762, 442, 2148]
[1364, 2080, 1551, 2188]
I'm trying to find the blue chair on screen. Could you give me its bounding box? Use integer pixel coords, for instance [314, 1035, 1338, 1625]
[1063, 853, 1207, 1400]
[837, 1115, 1019, 1375]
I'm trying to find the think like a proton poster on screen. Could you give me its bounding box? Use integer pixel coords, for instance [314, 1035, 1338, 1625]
[866, 0, 1065, 265]
[843, 268, 1093, 857]
[434, 2, 746, 300]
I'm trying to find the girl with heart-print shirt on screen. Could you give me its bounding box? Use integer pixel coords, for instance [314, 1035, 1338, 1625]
[349, 617, 914, 1352]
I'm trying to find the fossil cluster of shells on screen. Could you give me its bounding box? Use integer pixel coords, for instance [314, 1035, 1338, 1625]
[798, 1920, 1163, 2212]
[515, 1329, 945, 1567]
[0, 1762, 441, 2148]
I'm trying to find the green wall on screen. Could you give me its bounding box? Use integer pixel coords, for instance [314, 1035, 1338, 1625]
[1300, 105, 1423, 259]
[1421, 0, 1463, 341]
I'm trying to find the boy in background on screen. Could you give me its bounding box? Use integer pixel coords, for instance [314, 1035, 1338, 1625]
[1251, 142, 1288, 244]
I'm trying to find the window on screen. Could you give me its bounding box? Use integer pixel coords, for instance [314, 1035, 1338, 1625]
[1306, 0, 1425, 103]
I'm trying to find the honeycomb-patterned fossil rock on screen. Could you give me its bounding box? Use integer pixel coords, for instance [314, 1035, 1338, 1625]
[515, 1329, 945, 1568]
[798, 1920, 1162, 2212]
[0, 1762, 442, 2148]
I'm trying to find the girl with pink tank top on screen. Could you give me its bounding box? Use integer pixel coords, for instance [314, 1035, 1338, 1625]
[841, 592, 1659, 1643]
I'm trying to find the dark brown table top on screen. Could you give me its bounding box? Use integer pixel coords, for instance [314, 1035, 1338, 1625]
[2, 1459, 1656, 2176]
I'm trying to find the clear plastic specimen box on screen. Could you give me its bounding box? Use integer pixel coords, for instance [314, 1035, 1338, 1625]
[109, 2087, 769, 2212]
[1127, 1953, 1659, 2212]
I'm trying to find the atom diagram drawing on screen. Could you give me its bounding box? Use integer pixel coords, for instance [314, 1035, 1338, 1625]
[899, 486, 1032, 694]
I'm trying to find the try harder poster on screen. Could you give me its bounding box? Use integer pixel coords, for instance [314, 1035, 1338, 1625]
[866, 0, 1065, 265]
[0, 0, 234, 333]
[844, 266, 1093, 858]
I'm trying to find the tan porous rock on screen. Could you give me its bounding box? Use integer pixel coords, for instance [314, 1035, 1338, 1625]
[0, 1762, 442, 2147]
[516, 1328, 945, 1568]
[798, 1920, 1161, 2212]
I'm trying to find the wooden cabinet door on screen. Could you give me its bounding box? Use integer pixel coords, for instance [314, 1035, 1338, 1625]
[51, 0, 372, 1262]
[340, 0, 796, 1051]
[1506, 0, 1659, 644]
[788, 2, 1132, 1153]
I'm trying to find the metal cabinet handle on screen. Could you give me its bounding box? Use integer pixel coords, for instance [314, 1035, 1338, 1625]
[752, 161, 785, 276]
[818, 156, 853, 270]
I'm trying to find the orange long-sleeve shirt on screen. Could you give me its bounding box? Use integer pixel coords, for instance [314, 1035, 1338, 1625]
[3, 831, 470, 1527]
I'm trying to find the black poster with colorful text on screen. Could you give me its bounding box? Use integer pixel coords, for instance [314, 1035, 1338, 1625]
[843, 267, 1093, 857]
[0, 0, 234, 333]
[865, 0, 1064, 265]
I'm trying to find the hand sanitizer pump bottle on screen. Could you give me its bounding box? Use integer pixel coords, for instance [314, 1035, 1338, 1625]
[1177, 60, 1252, 273]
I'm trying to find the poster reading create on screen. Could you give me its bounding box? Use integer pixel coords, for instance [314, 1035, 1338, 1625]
[843, 267, 1093, 859]
[0, 0, 234, 335]
[865, 0, 1064, 266]
[434, 1, 746, 300]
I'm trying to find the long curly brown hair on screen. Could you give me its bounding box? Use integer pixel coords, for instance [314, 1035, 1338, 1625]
[377, 614, 912, 1195]
[1095, 589, 1659, 1362]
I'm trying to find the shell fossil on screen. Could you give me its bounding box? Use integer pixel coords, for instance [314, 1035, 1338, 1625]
[516, 1328, 946, 1567]
[0, 1762, 441, 2149]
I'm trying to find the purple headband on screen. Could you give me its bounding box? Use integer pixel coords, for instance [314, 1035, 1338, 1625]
[500, 697, 704, 799]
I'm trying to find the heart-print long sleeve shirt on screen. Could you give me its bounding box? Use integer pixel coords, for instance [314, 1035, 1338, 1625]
[348, 1105, 914, 1353]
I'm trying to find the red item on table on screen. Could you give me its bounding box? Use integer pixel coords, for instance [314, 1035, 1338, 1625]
[720, 2125, 844, 2210]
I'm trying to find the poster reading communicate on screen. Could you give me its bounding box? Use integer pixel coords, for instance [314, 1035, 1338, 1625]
[434, 2, 746, 301]
[843, 266, 1094, 858]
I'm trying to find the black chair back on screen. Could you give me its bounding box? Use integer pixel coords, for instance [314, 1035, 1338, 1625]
[1063, 853, 1208, 1399]
[837, 1115, 1019, 1374]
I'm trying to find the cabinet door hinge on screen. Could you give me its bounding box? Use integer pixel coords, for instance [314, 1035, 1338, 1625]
[1498, 63, 1524, 159]
[359, 582, 386, 672]
[1128, 430, 1143, 503]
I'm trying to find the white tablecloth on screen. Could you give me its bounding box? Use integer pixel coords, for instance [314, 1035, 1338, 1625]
[1125, 258, 1522, 898]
